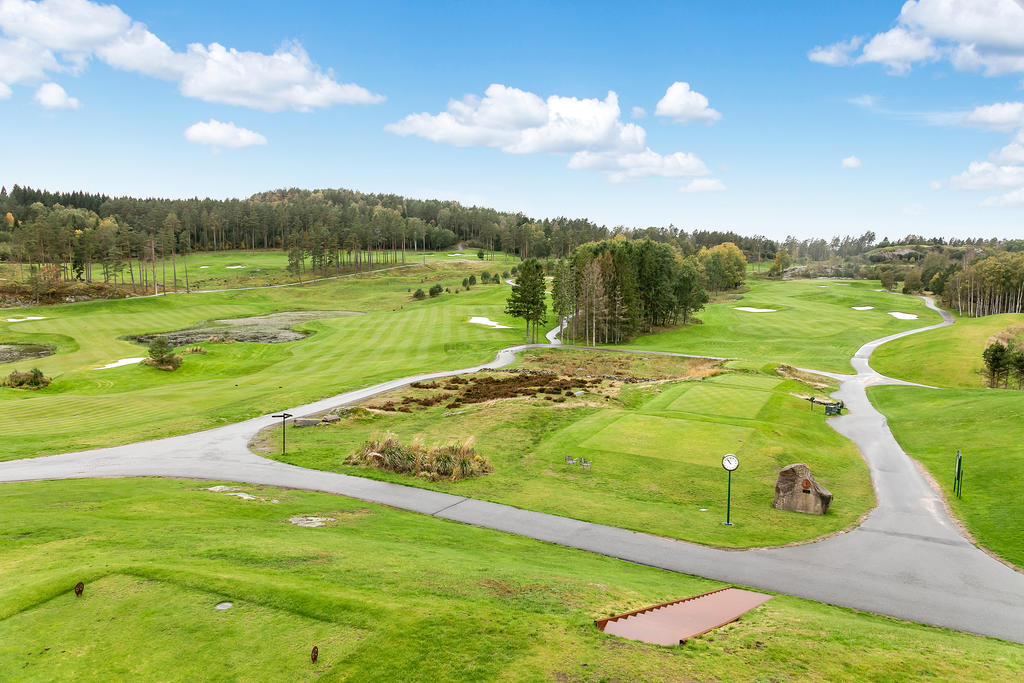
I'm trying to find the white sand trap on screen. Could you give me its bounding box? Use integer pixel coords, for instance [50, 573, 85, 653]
[225, 265, 246, 269]
[199, 265, 211, 269]
[873, 288, 885, 292]
[96, 357, 146, 369]
[6, 316, 48, 323]
[888, 312, 918, 320]
[852, 306, 875, 311]
[734, 307, 777, 313]
[469, 316, 512, 329]
[207, 485, 235, 492]
[289, 516, 335, 527]
[215, 602, 233, 610]
[447, 253, 464, 256]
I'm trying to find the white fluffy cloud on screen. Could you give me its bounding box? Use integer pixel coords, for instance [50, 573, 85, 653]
[841, 155, 862, 168]
[184, 119, 267, 148]
[34, 81, 79, 108]
[808, 37, 862, 66]
[0, 0, 382, 111]
[810, 0, 1024, 76]
[0, 82, 10, 98]
[631, 106, 647, 119]
[995, 131, 1024, 163]
[654, 82, 721, 124]
[964, 102, 1024, 132]
[387, 83, 716, 185]
[679, 178, 726, 193]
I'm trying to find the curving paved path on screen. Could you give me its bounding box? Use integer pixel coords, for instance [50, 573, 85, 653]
[2, 298, 1023, 643]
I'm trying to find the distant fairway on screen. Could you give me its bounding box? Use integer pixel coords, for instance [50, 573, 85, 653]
[1, 478, 1018, 681]
[262, 367, 874, 548]
[870, 385, 1024, 569]
[623, 279, 940, 373]
[0, 262, 519, 460]
[872, 312, 1024, 388]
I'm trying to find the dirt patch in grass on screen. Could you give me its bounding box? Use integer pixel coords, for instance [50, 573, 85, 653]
[775, 364, 840, 391]
[371, 372, 606, 412]
[0, 343, 53, 364]
[514, 348, 721, 381]
[132, 310, 362, 346]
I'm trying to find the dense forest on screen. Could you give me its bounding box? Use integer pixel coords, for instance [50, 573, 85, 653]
[2, 184, 1023, 318]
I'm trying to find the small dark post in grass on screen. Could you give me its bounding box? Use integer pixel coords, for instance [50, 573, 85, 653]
[722, 454, 739, 526]
[272, 413, 293, 455]
[954, 450, 964, 499]
[74, 581, 84, 597]
[311, 645, 318, 663]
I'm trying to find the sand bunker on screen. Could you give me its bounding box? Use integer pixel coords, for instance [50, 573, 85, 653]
[225, 265, 246, 269]
[199, 265, 210, 269]
[96, 357, 146, 370]
[468, 316, 512, 329]
[888, 312, 918, 320]
[215, 602, 233, 610]
[0, 344, 53, 364]
[288, 516, 336, 527]
[6, 316, 48, 323]
[734, 307, 777, 313]
[134, 310, 360, 346]
[852, 306, 875, 311]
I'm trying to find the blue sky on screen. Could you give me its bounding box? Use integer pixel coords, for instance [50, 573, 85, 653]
[2, 0, 1024, 239]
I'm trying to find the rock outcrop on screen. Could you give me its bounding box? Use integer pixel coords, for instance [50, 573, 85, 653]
[773, 463, 832, 515]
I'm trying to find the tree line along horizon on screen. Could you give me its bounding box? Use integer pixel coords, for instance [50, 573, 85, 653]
[1, 183, 1023, 318]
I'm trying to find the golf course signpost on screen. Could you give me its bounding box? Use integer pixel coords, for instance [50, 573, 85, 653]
[722, 453, 739, 526]
[272, 412, 293, 455]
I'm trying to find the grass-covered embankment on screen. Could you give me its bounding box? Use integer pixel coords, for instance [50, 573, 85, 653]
[257, 357, 873, 549]
[872, 312, 1024, 388]
[870, 384, 1024, 569]
[1, 478, 1020, 681]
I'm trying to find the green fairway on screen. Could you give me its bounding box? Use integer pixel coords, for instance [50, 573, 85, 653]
[622, 280, 940, 374]
[1, 478, 1019, 681]
[0, 263, 521, 460]
[0, 248, 520, 292]
[870, 385, 1024, 569]
[872, 313, 1024, 388]
[259, 367, 873, 548]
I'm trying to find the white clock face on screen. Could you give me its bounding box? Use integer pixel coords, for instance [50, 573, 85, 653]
[722, 454, 739, 471]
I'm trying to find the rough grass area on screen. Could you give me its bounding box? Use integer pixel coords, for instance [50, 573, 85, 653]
[870, 384, 1024, 569]
[622, 280, 939, 374]
[0, 343, 53, 364]
[872, 313, 1024, 388]
[132, 310, 363, 346]
[256, 368, 874, 548]
[0, 263, 522, 461]
[512, 347, 722, 381]
[0, 478, 1019, 681]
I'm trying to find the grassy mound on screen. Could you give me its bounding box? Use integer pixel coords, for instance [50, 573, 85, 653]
[257, 367, 874, 549]
[0, 478, 1019, 680]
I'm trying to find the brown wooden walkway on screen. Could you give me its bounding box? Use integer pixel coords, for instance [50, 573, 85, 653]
[595, 587, 772, 646]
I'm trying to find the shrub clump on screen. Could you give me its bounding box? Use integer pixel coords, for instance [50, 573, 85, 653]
[143, 336, 182, 371]
[412, 288, 427, 300]
[4, 367, 51, 389]
[347, 433, 493, 481]
[428, 284, 443, 297]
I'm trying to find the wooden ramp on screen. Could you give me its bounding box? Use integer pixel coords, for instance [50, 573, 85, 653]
[595, 587, 771, 646]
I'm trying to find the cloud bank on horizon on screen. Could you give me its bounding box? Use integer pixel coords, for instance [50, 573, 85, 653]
[810, 0, 1024, 207]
